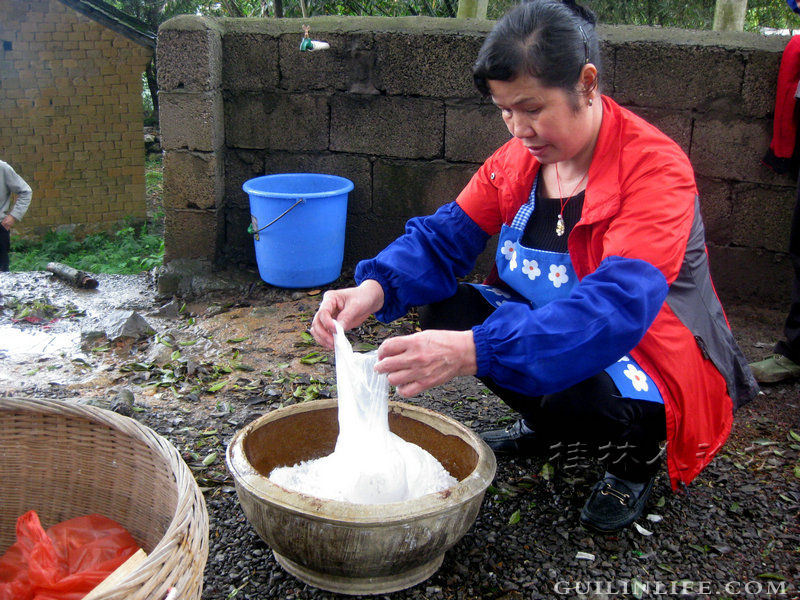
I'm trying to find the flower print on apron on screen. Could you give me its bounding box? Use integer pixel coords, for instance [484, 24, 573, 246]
[469, 175, 662, 403]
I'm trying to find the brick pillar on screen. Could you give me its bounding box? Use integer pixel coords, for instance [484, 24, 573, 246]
[157, 16, 224, 263]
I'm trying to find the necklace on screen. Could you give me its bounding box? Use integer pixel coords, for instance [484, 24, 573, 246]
[554, 163, 589, 237]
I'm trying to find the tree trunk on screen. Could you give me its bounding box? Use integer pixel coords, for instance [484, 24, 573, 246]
[713, 0, 747, 31]
[456, 0, 488, 19]
[274, 0, 283, 18]
[146, 58, 158, 120]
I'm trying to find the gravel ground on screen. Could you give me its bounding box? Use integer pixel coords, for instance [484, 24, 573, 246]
[2, 273, 799, 600]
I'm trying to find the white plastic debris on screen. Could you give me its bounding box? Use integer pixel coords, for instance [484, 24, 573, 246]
[575, 551, 596, 561]
[646, 513, 663, 522]
[634, 522, 653, 536]
[269, 321, 457, 504]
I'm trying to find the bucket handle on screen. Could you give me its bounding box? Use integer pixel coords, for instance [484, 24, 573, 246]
[247, 198, 305, 240]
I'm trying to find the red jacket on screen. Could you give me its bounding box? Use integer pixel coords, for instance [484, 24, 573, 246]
[457, 96, 757, 489]
[770, 35, 800, 159]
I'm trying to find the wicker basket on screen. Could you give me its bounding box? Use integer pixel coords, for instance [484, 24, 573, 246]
[0, 397, 209, 600]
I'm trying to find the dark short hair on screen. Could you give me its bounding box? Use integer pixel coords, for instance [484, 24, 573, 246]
[473, 0, 601, 97]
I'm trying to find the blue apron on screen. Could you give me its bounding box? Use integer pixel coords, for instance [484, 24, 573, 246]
[470, 176, 663, 404]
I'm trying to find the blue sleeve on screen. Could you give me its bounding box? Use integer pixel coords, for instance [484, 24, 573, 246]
[355, 202, 490, 323]
[471, 255, 668, 396]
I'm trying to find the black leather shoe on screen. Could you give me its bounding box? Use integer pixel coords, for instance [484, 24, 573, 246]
[580, 474, 655, 533]
[480, 420, 541, 455]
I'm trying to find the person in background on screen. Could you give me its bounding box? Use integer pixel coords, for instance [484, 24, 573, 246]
[0, 160, 32, 272]
[311, 0, 757, 532]
[750, 4, 800, 384]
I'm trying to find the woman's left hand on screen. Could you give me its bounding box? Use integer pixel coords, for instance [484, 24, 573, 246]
[374, 330, 478, 397]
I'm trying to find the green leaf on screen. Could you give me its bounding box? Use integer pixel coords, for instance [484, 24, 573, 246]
[170, 350, 181, 361]
[539, 462, 555, 481]
[789, 430, 800, 443]
[657, 563, 676, 574]
[202, 452, 218, 466]
[207, 381, 227, 393]
[794, 464, 800, 479]
[300, 351, 327, 365]
[226, 336, 249, 343]
[178, 339, 197, 346]
[508, 509, 521, 525]
[757, 573, 786, 581]
[300, 331, 314, 344]
[353, 342, 378, 351]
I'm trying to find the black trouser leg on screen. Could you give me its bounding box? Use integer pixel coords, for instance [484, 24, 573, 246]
[0, 226, 9, 272]
[778, 176, 800, 363]
[419, 283, 666, 482]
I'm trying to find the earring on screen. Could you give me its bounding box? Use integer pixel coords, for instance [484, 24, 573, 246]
[588, 97, 593, 107]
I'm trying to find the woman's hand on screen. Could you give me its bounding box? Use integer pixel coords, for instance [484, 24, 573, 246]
[310, 280, 385, 349]
[374, 329, 478, 397]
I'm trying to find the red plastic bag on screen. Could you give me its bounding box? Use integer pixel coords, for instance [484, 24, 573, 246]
[0, 510, 140, 600]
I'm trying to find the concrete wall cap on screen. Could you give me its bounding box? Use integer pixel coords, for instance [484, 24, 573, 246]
[599, 23, 789, 52]
[219, 15, 493, 36]
[159, 14, 224, 34]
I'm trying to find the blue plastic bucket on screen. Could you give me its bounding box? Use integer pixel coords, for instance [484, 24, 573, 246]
[243, 173, 353, 288]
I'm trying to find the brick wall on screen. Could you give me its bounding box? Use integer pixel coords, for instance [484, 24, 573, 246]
[0, 0, 152, 235]
[158, 16, 793, 304]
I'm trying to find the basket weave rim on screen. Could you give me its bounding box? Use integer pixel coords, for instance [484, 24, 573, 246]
[0, 397, 209, 600]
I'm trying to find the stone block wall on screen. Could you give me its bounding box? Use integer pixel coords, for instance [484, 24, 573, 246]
[0, 0, 152, 235]
[158, 16, 792, 304]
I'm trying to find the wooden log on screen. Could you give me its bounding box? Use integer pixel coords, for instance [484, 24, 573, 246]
[46, 262, 99, 289]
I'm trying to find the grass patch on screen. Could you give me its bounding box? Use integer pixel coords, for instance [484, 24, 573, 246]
[11, 221, 164, 274]
[11, 155, 165, 274]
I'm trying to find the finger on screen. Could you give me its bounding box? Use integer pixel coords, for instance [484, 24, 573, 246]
[376, 334, 416, 361]
[385, 367, 420, 388]
[310, 323, 334, 349]
[310, 307, 337, 349]
[395, 374, 440, 398]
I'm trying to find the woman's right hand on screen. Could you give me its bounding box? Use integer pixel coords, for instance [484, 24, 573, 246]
[310, 279, 385, 349]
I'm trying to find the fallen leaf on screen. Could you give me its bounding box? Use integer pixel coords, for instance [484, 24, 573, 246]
[207, 381, 226, 392]
[508, 510, 521, 525]
[757, 573, 786, 581]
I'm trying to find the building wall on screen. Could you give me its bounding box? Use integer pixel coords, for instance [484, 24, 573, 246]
[0, 0, 152, 235]
[158, 16, 793, 304]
